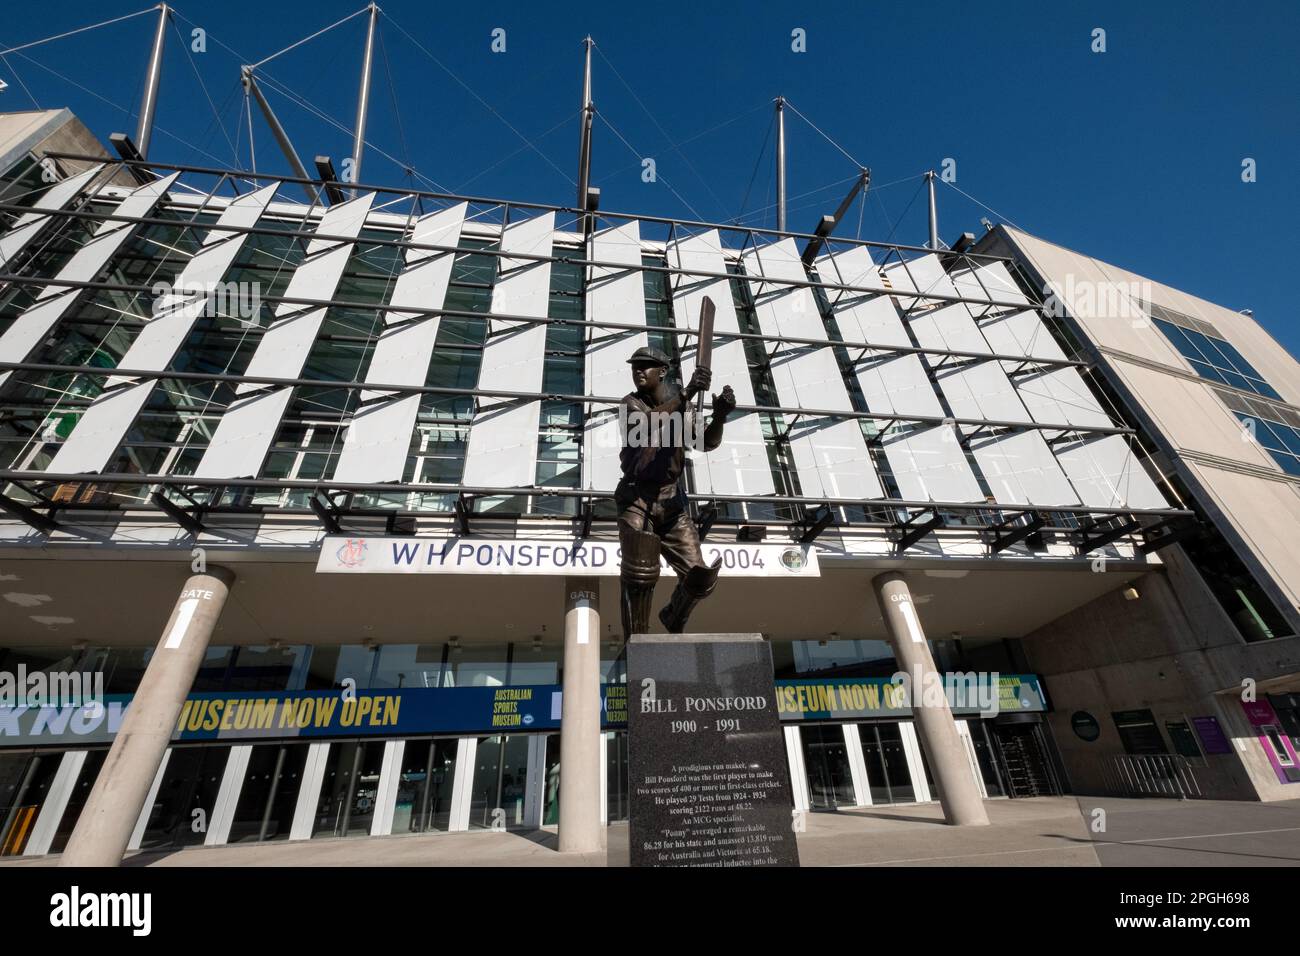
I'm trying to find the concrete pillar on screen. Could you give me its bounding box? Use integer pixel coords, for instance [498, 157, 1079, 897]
[557, 576, 603, 852]
[873, 571, 989, 826]
[60, 566, 236, 866]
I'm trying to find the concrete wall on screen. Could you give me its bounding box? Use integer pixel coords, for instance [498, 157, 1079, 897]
[1023, 550, 1300, 801]
[0, 109, 111, 179]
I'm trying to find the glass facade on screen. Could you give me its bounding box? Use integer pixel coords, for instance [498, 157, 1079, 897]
[1152, 313, 1282, 400]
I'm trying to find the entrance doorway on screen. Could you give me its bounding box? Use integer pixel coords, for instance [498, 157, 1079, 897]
[800, 724, 856, 809]
[993, 721, 1061, 797]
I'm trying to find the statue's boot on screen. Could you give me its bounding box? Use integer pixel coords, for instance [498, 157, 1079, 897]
[658, 558, 722, 634]
[620, 529, 662, 637]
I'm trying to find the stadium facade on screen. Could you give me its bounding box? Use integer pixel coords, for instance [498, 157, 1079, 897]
[0, 101, 1297, 863]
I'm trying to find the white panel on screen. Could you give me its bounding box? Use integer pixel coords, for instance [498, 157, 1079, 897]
[857, 353, 946, 419]
[667, 230, 774, 497]
[370, 740, 405, 837]
[448, 737, 477, 832]
[817, 246, 912, 348]
[334, 393, 420, 483]
[744, 238, 881, 499]
[206, 744, 251, 846]
[0, 164, 104, 269]
[193, 388, 294, 479]
[23, 750, 87, 856]
[967, 429, 1080, 506]
[882, 424, 985, 502]
[817, 245, 945, 421]
[236, 192, 376, 396]
[910, 302, 995, 356]
[521, 735, 546, 828]
[979, 309, 1066, 361]
[461, 213, 554, 488]
[953, 260, 1030, 306]
[0, 173, 180, 387]
[599, 732, 609, 825]
[47, 382, 153, 474]
[289, 743, 331, 841]
[842, 723, 872, 807]
[382, 202, 466, 327]
[1016, 366, 1113, 429]
[955, 721, 990, 800]
[128, 750, 170, 851]
[195, 194, 375, 479]
[785, 417, 881, 499]
[48, 183, 281, 474]
[333, 204, 467, 483]
[582, 220, 648, 492]
[782, 725, 810, 813]
[898, 721, 931, 803]
[934, 361, 1035, 424]
[822, 242, 896, 296]
[883, 253, 959, 304]
[1055, 434, 1168, 510]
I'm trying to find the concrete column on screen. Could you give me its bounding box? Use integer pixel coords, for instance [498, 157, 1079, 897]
[60, 566, 236, 866]
[557, 576, 603, 852]
[873, 571, 989, 826]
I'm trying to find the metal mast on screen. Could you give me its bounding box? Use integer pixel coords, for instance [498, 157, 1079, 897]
[575, 36, 596, 223]
[242, 66, 317, 202]
[350, 3, 379, 196]
[926, 169, 939, 249]
[775, 96, 787, 232]
[136, 3, 170, 159]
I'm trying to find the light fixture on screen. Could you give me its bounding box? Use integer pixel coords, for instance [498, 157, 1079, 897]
[532, 636, 542, 653]
[1123, 587, 1140, 601]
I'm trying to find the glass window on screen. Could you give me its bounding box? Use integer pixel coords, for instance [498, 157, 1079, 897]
[139, 745, 232, 850]
[0, 751, 60, 856]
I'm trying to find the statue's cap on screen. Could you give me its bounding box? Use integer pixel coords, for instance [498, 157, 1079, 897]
[626, 346, 673, 367]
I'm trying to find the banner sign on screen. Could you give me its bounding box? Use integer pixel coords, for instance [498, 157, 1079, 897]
[0, 674, 1042, 749]
[0, 684, 628, 748]
[315, 535, 819, 578]
[774, 674, 1047, 721]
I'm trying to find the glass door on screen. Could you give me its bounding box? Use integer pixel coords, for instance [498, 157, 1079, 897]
[468, 735, 531, 830]
[856, 722, 917, 804]
[396, 738, 458, 834]
[799, 724, 856, 809]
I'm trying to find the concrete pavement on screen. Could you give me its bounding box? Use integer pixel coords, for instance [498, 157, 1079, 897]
[4, 796, 1299, 867]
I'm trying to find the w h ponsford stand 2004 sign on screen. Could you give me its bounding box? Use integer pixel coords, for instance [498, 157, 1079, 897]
[627, 634, 800, 868]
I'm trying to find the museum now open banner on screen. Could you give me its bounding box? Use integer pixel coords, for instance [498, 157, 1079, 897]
[0, 676, 1044, 748]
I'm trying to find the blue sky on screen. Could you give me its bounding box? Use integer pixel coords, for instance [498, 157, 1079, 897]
[2, 1, 1297, 355]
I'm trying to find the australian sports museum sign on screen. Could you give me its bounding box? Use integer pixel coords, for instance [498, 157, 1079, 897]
[315, 535, 820, 577]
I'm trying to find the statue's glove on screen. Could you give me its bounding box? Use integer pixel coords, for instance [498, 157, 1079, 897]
[684, 366, 712, 399]
[712, 384, 736, 417]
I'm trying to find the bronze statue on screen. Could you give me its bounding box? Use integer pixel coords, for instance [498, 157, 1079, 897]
[617, 328, 735, 636]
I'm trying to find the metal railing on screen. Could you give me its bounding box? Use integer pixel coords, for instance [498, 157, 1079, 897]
[1092, 753, 1205, 799]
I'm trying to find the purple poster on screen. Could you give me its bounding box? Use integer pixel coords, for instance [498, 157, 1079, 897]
[1192, 715, 1231, 755]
